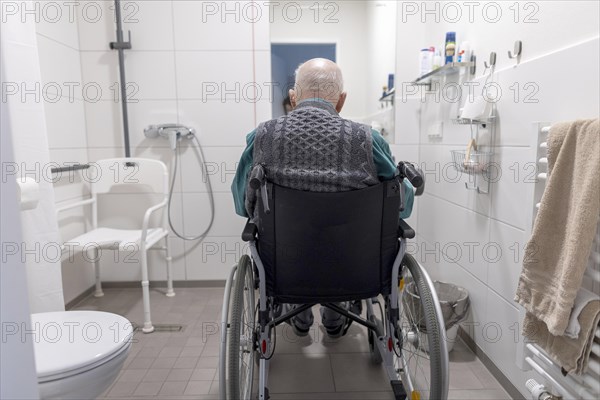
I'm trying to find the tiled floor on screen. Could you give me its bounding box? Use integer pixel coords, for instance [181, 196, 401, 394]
[72, 287, 511, 400]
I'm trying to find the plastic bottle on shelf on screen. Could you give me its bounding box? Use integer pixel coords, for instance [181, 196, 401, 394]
[445, 32, 456, 64]
[419, 48, 434, 76]
[432, 50, 443, 70]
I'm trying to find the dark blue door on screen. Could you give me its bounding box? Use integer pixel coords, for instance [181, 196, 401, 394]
[271, 43, 336, 118]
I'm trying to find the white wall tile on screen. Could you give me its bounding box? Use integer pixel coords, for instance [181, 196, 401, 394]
[84, 100, 123, 148]
[175, 51, 254, 100]
[122, 0, 175, 51]
[394, 99, 420, 145]
[61, 252, 96, 304]
[172, 0, 254, 51]
[36, 34, 83, 98]
[254, 50, 272, 95]
[35, 1, 80, 50]
[79, 51, 120, 101]
[493, 38, 600, 147]
[44, 98, 88, 149]
[177, 99, 257, 147]
[488, 220, 526, 304]
[490, 146, 534, 230]
[179, 145, 243, 194]
[484, 290, 537, 397]
[86, 146, 126, 161]
[417, 194, 490, 284]
[389, 144, 419, 165]
[76, 0, 114, 51]
[185, 236, 249, 281]
[76, 0, 174, 51]
[181, 192, 245, 238]
[126, 51, 177, 99]
[81, 50, 177, 101]
[253, 3, 271, 51]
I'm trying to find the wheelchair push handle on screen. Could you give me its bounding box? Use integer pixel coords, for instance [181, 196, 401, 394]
[249, 164, 271, 214]
[249, 165, 266, 190]
[398, 161, 424, 189]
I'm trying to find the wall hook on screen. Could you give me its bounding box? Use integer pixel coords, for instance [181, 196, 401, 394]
[483, 52, 496, 73]
[508, 40, 522, 59]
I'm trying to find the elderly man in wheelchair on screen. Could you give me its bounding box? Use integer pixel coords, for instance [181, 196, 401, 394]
[222, 59, 449, 400]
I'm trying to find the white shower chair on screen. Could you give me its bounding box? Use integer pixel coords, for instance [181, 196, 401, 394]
[56, 158, 174, 333]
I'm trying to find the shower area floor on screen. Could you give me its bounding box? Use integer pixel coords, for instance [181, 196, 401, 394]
[70, 287, 512, 399]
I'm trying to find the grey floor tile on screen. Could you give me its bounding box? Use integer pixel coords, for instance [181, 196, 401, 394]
[181, 346, 205, 357]
[75, 287, 511, 400]
[173, 356, 200, 369]
[448, 389, 512, 399]
[268, 354, 336, 394]
[449, 362, 486, 390]
[330, 353, 390, 392]
[118, 369, 148, 383]
[142, 368, 170, 383]
[132, 382, 162, 396]
[158, 346, 184, 358]
[128, 357, 155, 370]
[191, 368, 217, 381]
[166, 368, 194, 382]
[159, 381, 187, 396]
[185, 380, 213, 396]
[107, 381, 139, 397]
[196, 356, 219, 369]
[151, 357, 177, 369]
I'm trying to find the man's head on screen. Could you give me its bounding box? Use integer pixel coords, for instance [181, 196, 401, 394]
[289, 58, 347, 113]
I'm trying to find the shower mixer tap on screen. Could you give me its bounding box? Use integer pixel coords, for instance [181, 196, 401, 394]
[144, 124, 196, 150]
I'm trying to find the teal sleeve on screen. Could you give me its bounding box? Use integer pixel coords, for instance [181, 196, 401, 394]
[231, 130, 256, 218]
[371, 130, 415, 219]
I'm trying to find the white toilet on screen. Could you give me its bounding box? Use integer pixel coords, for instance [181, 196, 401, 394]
[31, 311, 134, 400]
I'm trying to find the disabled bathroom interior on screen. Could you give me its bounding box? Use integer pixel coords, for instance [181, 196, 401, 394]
[1, 1, 599, 400]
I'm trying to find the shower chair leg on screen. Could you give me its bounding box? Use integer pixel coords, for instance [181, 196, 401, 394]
[93, 247, 104, 297]
[165, 236, 175, 297]
[140, 243, 154, 333]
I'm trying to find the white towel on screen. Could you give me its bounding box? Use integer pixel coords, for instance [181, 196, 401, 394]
[515, 119, 600, 336]
[564, 287, 600, 339]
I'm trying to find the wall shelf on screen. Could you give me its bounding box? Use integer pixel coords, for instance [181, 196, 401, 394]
[379, 87, 395, 104]
[412, 62, 475, 88]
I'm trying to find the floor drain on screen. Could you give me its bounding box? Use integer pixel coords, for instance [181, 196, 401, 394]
[133, 324, 185, 332]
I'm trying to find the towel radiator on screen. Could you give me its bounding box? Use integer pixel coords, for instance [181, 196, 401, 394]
[517, 123, 600, 400]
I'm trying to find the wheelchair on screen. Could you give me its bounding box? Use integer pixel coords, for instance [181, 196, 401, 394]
[219, 162, 449, 400]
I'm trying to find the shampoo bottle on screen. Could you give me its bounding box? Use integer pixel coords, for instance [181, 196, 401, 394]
[445, 32, 456, 64]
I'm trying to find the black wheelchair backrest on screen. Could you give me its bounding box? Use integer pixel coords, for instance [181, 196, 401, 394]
[255, 180, 401, 304]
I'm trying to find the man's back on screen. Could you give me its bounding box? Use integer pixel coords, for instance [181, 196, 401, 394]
[253, 99, 379, 193]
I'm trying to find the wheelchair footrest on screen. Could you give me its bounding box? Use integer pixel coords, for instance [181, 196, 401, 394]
[390, 380, 407, 400]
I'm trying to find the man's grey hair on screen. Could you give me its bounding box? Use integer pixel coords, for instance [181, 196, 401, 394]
[294, 60, 344, 101]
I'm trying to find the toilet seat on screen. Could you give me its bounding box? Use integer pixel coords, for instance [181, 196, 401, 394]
[31, 311, 133, 383]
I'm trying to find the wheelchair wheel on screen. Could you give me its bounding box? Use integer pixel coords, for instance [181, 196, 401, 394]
[395, 254, 447, 400]
[228, 255, 256, 400]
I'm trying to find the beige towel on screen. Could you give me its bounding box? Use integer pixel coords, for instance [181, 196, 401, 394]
[522, 300, 600, 375]
[515, 119, 600, 336]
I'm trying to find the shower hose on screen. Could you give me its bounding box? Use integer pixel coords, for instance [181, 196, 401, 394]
[167, 133, 215, 241]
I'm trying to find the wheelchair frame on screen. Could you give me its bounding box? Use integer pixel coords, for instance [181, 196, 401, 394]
[220, 163, 449, 400]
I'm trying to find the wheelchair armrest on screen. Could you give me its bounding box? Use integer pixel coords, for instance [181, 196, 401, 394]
[242, 220, 258, 242]
[398, 219, 415, 239]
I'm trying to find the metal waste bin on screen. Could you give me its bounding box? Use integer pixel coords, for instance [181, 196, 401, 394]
[404, 281, 470, 352]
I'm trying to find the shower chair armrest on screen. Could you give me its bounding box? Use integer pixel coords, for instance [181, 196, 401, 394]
[140, 199, 168, 243]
